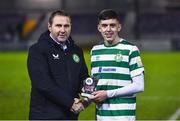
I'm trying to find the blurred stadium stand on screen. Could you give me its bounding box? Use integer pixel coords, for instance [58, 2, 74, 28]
[139, 12, 180, 37]
[0, 0, 180, 51]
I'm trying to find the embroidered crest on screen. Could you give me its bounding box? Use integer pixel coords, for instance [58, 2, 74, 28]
[115, 51, 123, 62]
[52, 54, 59, 59]
[73, 54, 80, 63]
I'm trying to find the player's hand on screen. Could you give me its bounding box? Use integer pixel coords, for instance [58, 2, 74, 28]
[70, 98, 84, 114]
[89, 90, 107, 103]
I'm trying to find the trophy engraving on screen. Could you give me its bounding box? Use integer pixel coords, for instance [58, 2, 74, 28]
[81, 76, 99, 98]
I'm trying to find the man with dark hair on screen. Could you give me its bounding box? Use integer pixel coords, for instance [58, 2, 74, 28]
[90, 9, 144, 120]
[27, 10, 88, 120]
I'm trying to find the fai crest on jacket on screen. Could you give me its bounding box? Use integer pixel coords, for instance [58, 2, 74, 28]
[72, 54, 80, 63]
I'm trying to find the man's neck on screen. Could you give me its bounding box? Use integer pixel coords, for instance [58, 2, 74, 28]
[104, 37, 121, 46]
[50, 33, 67, 51]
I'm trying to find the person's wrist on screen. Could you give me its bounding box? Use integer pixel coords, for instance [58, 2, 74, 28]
[82, 98, 91, 108]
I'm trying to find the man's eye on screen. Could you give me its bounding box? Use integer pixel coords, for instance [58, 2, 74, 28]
[56, 24, 62, 27]
[64, 25, 70, 28]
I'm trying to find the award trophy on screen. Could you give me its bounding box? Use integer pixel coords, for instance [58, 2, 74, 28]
[81, 76, 99, 98]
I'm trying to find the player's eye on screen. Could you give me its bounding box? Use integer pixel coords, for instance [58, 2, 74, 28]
[110, 24, 116, 27]
[101, 24, 108, 28]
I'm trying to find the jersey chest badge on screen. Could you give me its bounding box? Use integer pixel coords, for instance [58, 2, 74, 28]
[115, 51, 123, 62]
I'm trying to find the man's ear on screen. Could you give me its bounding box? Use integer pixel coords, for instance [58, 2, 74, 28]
[48, 23, 51, 32]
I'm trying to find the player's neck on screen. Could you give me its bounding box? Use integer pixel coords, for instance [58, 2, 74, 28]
[104, 36, 121, 46]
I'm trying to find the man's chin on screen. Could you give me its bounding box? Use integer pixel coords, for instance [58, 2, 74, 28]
[57, 38, 67, 42]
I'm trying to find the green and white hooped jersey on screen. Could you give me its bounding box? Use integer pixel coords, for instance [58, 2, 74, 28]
[91, 39, 144, 121]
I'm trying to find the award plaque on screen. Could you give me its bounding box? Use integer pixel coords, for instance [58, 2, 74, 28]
[81, 77, 99, 98]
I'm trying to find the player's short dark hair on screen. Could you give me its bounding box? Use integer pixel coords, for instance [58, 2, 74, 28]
[49, 10, 71, 25]
[98, 9, 119, 23]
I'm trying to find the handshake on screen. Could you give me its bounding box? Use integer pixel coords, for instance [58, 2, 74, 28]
[70, 98, 85, 114]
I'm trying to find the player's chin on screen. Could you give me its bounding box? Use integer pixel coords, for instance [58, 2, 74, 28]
[104, 35, 113, 40]
[106, 38, 114, 42]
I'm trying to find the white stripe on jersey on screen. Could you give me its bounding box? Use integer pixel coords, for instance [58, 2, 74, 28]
[91, 54, 129, 62]
[130, 68, 144, 78]
[92, 44, 134, 52]
[96, 115, 135, 121]
[129, 56, 142, 65]
[97, 79, 132, 87]
[97, 103, 136, 110]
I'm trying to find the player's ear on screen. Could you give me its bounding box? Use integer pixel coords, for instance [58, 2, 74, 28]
[118, 23, 121, 32]
[97, 24, 101, 32]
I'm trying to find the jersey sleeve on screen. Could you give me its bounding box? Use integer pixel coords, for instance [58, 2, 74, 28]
[129, 46, 144, 78]
[90, 47, 94, 76]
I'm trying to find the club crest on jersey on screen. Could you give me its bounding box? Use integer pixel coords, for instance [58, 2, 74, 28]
[115, 51, 123, 62]
[73, 54, 80, 63]
[52, 54, 59, 59]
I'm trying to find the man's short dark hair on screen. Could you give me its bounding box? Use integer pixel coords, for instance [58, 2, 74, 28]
[98, 9, 119, 23]
[49, 10, 71, 25]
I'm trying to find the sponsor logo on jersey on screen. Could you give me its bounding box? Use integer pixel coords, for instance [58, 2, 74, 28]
[98, 67, 102, 72]
[98, 67, 116, 73]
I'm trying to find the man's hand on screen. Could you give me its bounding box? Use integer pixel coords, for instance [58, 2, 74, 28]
[70, 98, 84, 114]
[89, 90, 107, 103]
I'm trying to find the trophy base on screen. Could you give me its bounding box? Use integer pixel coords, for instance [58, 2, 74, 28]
[81, 93, 92, 98]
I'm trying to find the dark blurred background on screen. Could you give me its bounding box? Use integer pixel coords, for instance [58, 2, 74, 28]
[0, 0, 180, 120]
[1, 0, 180, 51]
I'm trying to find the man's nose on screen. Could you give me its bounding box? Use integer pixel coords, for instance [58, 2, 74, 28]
[60, 26, 65, 32]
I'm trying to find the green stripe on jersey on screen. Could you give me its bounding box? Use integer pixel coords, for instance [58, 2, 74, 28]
[91, 61, 129, 68]
[129, 51, 140, 60]
[120, 40, 134, 45]
[96, 85, 123, 90]
[93, 73, 131, 80]
[130, 63, 139, 71]
[104, 97, 136, 104]
[97, 110, 135, 116]
[92, 49, 130, 56]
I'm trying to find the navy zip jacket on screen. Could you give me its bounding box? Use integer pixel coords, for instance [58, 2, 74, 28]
[27, 31, 89, 120]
